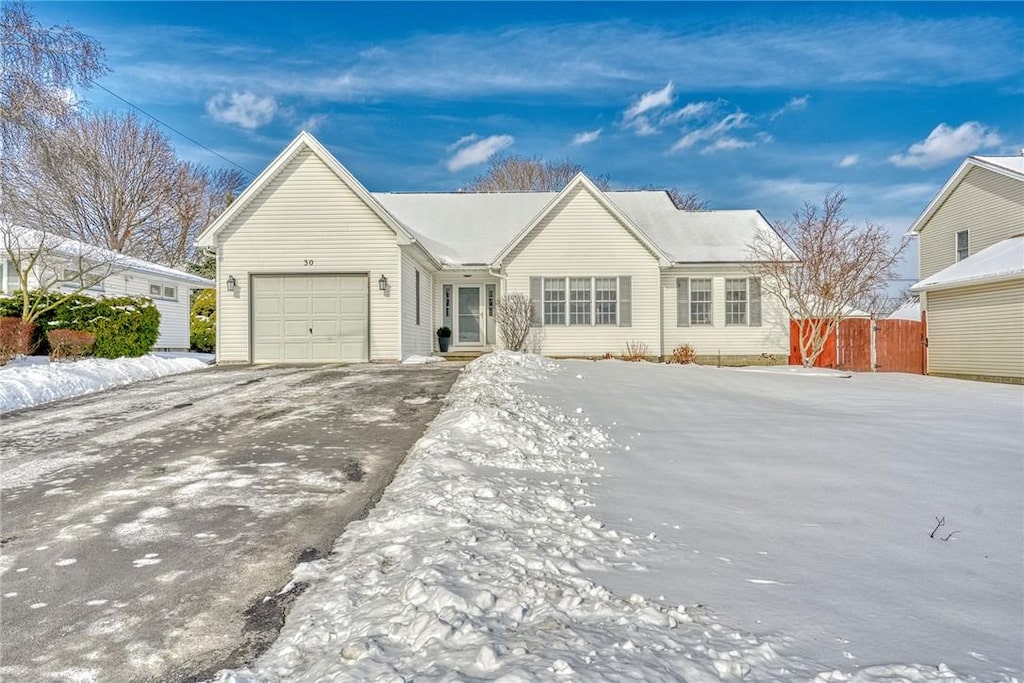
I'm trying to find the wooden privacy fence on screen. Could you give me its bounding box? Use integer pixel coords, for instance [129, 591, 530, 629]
[790, 318, 925, 374]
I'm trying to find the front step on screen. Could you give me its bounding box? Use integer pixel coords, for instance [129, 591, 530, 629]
[440, 350, 489, 362]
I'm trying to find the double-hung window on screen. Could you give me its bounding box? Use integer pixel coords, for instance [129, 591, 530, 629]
[955, 230, 969, 262]
[594, 277, 618, 325]
[569, 278, 592, 325]
[689, 278, 712, 325]
[543, 278, 566, 325]
[725, 278, 748, 325]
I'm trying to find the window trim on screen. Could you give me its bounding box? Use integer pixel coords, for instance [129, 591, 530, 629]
[541, 276, 619, 326]
[148, 282, 176, 301]
[724, 278, 748, 326]
[542, 276, 567, 326]
[689, 278, 713, 326]
[955, 230, 969, 263]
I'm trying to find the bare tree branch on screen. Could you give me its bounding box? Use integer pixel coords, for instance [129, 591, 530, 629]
[495, 293, 533, 351]
[466, 155, 610, 192]
[747, 190, 909, 367]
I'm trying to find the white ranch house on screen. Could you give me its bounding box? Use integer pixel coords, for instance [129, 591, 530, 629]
[196, 132, 794, 364]
[2, 226, 213, 351]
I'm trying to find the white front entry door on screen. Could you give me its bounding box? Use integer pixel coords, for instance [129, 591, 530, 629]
[456, 285, 483, 345]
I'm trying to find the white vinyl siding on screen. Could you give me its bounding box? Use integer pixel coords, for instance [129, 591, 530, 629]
[504, 184, 661, 356]
[919, 166, 1024, 280]
[216, 147, 402, 362]
[401, 249, 434, 358]
[662, 268, 789, 357]
[925, 280, 1023, 380]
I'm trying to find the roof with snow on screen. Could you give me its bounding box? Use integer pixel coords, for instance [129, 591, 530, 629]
[3, 224, 214, 288]
[373, 189, 788, 265]
[887, 297, 921, 321]
[912, 236, 1024, 292]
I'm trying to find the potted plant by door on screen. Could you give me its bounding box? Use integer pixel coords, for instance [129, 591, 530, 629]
[436, 326, 452, 352]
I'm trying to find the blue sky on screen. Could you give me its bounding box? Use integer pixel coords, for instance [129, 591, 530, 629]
[33, 2, 1023, 280]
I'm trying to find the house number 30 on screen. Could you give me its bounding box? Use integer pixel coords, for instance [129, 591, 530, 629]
[303, 259, 314, 266]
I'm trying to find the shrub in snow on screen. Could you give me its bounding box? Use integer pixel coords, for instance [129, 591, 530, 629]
[190, 287, 216, 352]
[0, 316, 35, 364]
[46, 329, 96, 361]
[47, 294, 160, 358]
[667, 343, 697, 364]
[494, 293, 532, 351]
[623, 340, 650, 362]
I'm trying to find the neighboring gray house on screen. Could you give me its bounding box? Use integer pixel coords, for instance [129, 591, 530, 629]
[196, 132, 795, 364]
[909, 155, 1024, 383]
[2, 226, 213, 351]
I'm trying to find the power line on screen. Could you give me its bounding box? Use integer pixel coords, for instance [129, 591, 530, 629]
[87, 80, 257, 176]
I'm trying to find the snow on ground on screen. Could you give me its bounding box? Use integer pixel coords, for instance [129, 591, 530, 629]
[0, 354, 210, 412]
[216, 353, 1020, 682]
[401, 354, 445, 365]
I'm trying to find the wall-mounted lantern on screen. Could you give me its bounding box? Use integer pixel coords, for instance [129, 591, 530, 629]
[378, 274, 388, 291]
[226, 275, 237, 292]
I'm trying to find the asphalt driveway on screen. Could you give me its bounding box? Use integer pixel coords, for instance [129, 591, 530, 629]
[0, 361, 461, 682]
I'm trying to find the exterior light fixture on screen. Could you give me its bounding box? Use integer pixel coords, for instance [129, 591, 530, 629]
[378, 274, 388, 291]
[226, 275, 237, 292]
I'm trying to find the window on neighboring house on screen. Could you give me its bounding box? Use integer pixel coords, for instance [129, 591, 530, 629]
[594, 277, 618, 325]
[543, 277, 566, 325]
[956, 230, 969, 262]
[689, 278, 712, 325]
[149, 283, 177, 301]
[415, 269, 421, 325]
[725, 278, 748, 325]
[61, 266, 104, 292]
[569, 277, 592, 325]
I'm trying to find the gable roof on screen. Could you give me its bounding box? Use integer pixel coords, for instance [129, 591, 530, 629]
[3, 224, 214, 287]
[907, 155, 1024, 236]
[195, 132, 440, 268]
[912, 235, 1024, 292]
[491, 173, 671, 267]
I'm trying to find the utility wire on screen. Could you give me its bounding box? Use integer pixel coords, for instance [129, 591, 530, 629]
[87, 79, 257, 176]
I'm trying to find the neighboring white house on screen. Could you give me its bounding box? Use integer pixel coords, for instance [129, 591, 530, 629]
[908, 155, 1024, 383]
[196, 132, 795, 364]
[2, 226, 214, 351]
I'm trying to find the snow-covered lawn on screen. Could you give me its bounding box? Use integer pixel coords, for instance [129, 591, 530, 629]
[0, 353, 211, 412]
[217, 353, 1022, 682]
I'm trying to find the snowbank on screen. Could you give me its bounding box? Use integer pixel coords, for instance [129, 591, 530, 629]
[215, 352, 983, 682]
[400, 354, 444, 365]
[0, 354, 209, 412]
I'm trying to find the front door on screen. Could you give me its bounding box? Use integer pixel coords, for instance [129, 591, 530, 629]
[456, 285, 482, 345]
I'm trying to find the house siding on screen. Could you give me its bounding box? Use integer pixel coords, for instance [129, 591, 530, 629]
[215, 147, 401, 362]
[660, 266, 789, 361]
[503, 184, 662, 356]
[919, 167, 1024, 281]
[925, 279, 1024, 381]
[400, 248, 435, 358]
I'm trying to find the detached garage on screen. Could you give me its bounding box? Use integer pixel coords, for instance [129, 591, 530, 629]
[251, 274, 368, 363]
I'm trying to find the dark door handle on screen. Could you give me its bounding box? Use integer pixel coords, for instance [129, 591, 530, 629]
[309, 327, 313, 334]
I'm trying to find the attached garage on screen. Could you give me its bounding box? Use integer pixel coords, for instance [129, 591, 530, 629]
[251, 274, 368, 363]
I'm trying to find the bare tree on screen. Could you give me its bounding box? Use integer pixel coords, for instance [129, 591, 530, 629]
[637, 185, 708, 211]
[160, 164, 247, 267]
[467, 155, 611, 192]
[494, 293, 533, 351]
[2, 225, 123, 323]
[1, 1, 106, 230]
[748, 190, 908, 367]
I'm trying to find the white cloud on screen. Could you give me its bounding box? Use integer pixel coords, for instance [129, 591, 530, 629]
[623, 82, 674, 135]
[298, 114, 327, 132]
[838, 153, 860, 168]
[447, 134, 480, 151]
[671, 112, 752, 153]
[662, 100, 720, 123]
[571, 128, 602, 145]
[889, 122, 1002, 169]
[206, 92, 278, 129]
[445, 134, 514, 172]
[770, 94, 810, 120]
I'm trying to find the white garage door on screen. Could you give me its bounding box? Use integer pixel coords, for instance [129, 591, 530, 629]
[252, 274, 368, 363]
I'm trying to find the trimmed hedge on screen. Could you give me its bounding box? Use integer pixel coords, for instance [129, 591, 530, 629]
[190, 288, 216, 352]
[0, 291, 160, 358]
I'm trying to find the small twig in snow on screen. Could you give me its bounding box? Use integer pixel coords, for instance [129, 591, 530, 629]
[930, 516, 945, 539]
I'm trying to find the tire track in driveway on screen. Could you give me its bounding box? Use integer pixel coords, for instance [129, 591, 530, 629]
[0, 362, 462, 683]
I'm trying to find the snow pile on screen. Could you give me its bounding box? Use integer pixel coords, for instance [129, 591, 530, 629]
[215, 352, 972, 682]
[400, 354, 444, 365]
[0, 354, 208, 412]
